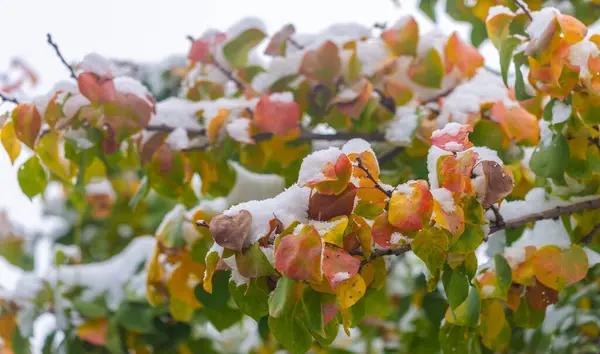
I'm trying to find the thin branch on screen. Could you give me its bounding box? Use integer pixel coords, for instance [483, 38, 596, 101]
[287, 37, 304, 50]
[421, 86, 456, 106]
[298, 130, 386, 142]
[354, 156, 393, 198]
[489, 198, 600, 234]
[378, 146, 404, 165]
[0, 92, 19, 104]
[513, 0, 533, 20]
[354, 197, 600, 264]
[145, 124, 205, 137]
[46, 33, 77, 80]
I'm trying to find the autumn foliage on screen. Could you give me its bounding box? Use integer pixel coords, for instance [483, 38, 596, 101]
[2, 1, 600, 353]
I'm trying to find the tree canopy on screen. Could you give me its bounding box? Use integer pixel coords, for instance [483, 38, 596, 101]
[1, 1, 600, 353]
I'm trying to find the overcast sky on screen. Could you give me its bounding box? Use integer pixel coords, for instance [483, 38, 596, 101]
[0, 0, 497, 231]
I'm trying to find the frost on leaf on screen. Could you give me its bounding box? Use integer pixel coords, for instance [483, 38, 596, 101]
[274, 225, 323, 282]
[431, 123, 473, 153]
[209, 210, 253, 252]
[439, 150, 478, 194]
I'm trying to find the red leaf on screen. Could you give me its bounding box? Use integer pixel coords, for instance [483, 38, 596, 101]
[308, 183, 357, 221]
[371, 211, 396, 248]
[431, 123, 473, 152]
[300, 40, 341, 84]
[254, 95, 300, 136]
[322, 246, 360, 289]
[264, 24, 296, 56]
[274, 225, 323, 281]
[11, 104, 41, 149]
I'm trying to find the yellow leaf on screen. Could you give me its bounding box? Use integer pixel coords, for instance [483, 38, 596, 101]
[206, 109, 229, 143]
[146, 245, 166, 306]
[322, 216, 349, 247]
[1, 121, 21, 164]
[0, 313, 16, 349]
[336, 274, 366, 310]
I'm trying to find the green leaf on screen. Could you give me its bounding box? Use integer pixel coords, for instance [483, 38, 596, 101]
[301, 287, 326, 336]
[116, 302, 156, 333]
[195, 270, 230, 310]
[499, 36, 522, 86]
[412, 227, 449, 274]
[514, 297, 545, 328]
[235, 243, 275, 278]
[470, 19, 487, 48]
[204, 306, 243, 331]
[229, 278, 269, 322]
[514, 54, 533, 100]
[449, 224, 484, 254]
[11, 327, 32, 354]
[419, 0, 437, 22]
[530, 134, 570, 179]
[129, 176, 149, 210]
[268, 302, 313, 354]
[105, 317, 124, 354]
[408, 48, 444, 89]
[442, 266, 469, 310]
[439, 323, 482, 354]
[72, 298, 107, 319]
[543, 98, 557, 122]
[223, 28, 266, 68]
[353, 200, 384, 219]
[494, 254, 512, 300]
[17, 155, 47, 199]
[268, 276, 299, 318]
[470, 120, 504, 151]
[462, 196, 485, 225]
[446, 285, 481, 327]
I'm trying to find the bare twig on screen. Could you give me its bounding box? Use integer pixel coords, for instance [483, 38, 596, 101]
[195, 220, 209, 228]
[489, 198, 600, 234]
[354, 156, 393, 198]
[421, 86, 456, 106]
[287, 37, 304, 50]
[145, 124, 205, 137]
[0, 92, 19, 105]
[513, 0, 533, 20]
[212, 58, 246, 92]
[490, 204, 504, 227]
[298, 130, 386, 142]
[46, 33, 77, 80]
[355, 197, 600, 264]
[378, 146, 404, 165]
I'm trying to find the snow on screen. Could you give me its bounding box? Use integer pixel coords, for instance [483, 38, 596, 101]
[486, 5, 514, 22]
[551, 100, 571, 124]
[222, 184, 311, 244]
[332, 271, 351, 282]
[225, 17, 267, 39]
[539, 119, 553, 147]
[62, 94, 91, 119]
[394, 182, 414, 198]
[543, 305, 574, 333]
[385, 104, 420, 145]
[269, 91, 294, 103]
[526, 8, 560, 42]
[53, 236, 155, 310]
[417, 28, 447, 57]
[226, 118, 253, 144]
[481, 285, 495, 297]
[503, 246, 527, 267]
[63, 127, 94, 149]
[431, 188, 456, 213]
[85, 179, 115, 199]
[113, 76, 152, 105]
[32, 80, 78, 117]
[297, 147, 343, 186]
[355, 39, 390, 77]
[341, 138, 373, 156]
[427, 146, 451, 189]
[585, 247, 600, 267]
[77, 53, 115, 79]
[568, 38, 599, 77]
[435, 69, 517, 127]
[431, 122, 463, 138]
[150, 97, 203, 130]
[165, 127, 190, 150]
[251, 52, 304, 93]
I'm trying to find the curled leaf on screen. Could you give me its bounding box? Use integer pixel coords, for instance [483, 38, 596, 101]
[209, 210, 253, 252]
[477, 161, 514, 209]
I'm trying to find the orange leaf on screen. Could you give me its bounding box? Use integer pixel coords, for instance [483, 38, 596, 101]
[254, 95, 301, 136]
[509, 245, 537, 286]
[335, 79, 373, 119]
[431, 188, 464, 238]
[274, 225, 323, 281]
[491, 102, 540, 145]
[207, 108, 229, 143]
[388, 180, 433, 231]
[381, 17, 419, 57]
[557, 14, 587, 44]
[383, 77, 413, 106]
[444, 32, 485, 78]
[439, 150, 478, 194]
[77, 318, 108, 346]
[11, 104, 41, 149]
[430, 123, 473, 152]
[372, 211, 397, 248]
[305, 154, 353, 195]
[188, 32, 227, 64]
[486, 11, 515, 48]
[533, 245, 589, 291]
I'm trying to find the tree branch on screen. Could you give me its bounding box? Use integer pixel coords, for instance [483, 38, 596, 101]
[0, 92, 19, 105]
[513, 0, 533, 20]
[354, 197, 600, 263]
[354, 156, 393, 198]
[46, 33, 77, 80]
[378, 146, 404, 165]
[145, 124, 205, 137]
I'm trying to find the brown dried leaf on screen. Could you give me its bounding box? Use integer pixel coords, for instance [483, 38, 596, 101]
[480, 161, 514, 209]
[308, 183, 357, 221]
[209, 210, 253, 252]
